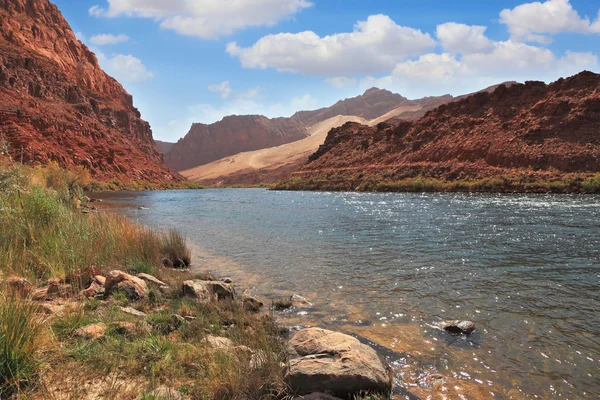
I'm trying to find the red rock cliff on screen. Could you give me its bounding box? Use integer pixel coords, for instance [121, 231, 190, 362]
[0, 0, 182, 183]
[284, 72, 600, 191]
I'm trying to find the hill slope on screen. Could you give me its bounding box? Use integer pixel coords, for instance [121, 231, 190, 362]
[165, 115, 308, 171]
[0, 0, 181, 183]
[278, 72, 600, 193]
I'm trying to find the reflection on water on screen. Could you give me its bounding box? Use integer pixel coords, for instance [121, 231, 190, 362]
[96, 189, 600, 399]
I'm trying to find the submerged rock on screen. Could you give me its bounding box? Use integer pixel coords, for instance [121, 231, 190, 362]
[105, 270, 148, 300]
[443, 320, 476, 334]
[286, 327, 392, 398]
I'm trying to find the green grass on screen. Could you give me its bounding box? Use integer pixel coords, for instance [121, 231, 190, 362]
[0, 163, 192, 282]
[0, 292, 47, 397]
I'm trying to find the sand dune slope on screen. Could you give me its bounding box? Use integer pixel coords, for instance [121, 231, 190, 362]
[181, 115, 367, 182]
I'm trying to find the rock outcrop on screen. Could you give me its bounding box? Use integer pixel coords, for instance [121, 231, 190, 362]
[286, 328, 392, 398]
[281, 72, 600, 192]
[0, 0, 182, 184]
[182, 279, 235, 303]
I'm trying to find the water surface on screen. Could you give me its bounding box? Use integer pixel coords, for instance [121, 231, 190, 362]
[97, 189, 600, 399]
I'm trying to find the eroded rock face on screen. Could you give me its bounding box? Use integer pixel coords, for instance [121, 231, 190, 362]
[284, 72, 600, 191]
[0, 0, 182, 184]
[104, 270, 147, 300]
[182, 280, 235, 303]
[286, 328, 392, 398]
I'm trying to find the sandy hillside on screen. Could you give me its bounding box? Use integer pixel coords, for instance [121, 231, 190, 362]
[181, 115, 367, 182]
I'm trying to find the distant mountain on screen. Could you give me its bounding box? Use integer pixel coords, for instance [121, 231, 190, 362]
[180, 84, 515, 185]
[167, 88, 463, 172]
[0, 0, 181, 183]
[165, 115, 308, 171]
[155, 140, 175, 155]
[278, 72, 600, 193]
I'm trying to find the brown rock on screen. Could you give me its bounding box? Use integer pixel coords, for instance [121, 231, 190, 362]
[442, 320, 476, 335]
[83, 281, 104, 298]
[286, 328, 392, 398]
[75, 323, 107, 340]
[243, 296, 263, 312]
[182, 280, 235, 303]
[136, 273, 167, 287]
[93, 275, 106, 286]
[105, 270, 147, 300]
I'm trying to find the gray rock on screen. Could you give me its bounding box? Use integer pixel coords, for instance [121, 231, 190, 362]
[120, 306, 147, 317]
[286, 328, 392, 398]
[182, 280, 235, 303]
[443, 320, 476, 334]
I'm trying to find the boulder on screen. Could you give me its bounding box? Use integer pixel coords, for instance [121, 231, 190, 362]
[243, 296, 263, 312]
[47, 278, 73, 298]
[286, 328, 391, 398]
[136, 273, 167, 287]
[104, 270, 148, 300]
[75, 323, 107, 340]
[442, 320, 476, 334]
[182, 280, 235, 303]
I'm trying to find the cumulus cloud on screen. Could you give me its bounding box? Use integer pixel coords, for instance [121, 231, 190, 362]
[88, 0, 312, 39]
[95, 51, 154, 84]
[360, 38, 597, 98]
[500, 0, 600, 43]
[325, 77, 358, 88]
[90, 33, 129, 45]
[436, 23, 493, 54]
[208, 81, 232, 99]
[227, 14, 435, 76]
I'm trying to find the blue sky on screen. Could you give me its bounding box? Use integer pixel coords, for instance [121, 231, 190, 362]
[54, 0, 600, 142]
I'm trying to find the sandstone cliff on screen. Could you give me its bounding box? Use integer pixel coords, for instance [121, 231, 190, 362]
[280, 72, 600, 192]
[0, 0, 182, 183]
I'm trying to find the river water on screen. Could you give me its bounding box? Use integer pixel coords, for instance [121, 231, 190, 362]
[97, 189, 600, 399]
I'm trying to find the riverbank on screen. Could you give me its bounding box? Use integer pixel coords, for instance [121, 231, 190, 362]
[0, 163, 393, 399]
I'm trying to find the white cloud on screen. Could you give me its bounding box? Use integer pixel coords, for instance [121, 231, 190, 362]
[227, 14, 436, 76]
[360, 39, 597, 98]
[90, 33, 129, 45]
[95, 50, 154, 84]
[88, 0, 312, 39]
[436, 23, 493, 54]
[325, 77, 358, 88]
[74, 32, 86, 42]
[291, 94, 318, 110]
[500, 0, 600, 43]
[208, 81, 232, 99]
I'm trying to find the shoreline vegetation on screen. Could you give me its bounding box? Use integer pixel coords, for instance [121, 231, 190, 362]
[272, 174, 600, 194]
[0, 162, 391, 400]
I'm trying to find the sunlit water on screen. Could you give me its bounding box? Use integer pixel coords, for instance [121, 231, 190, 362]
[97, 189, 600, 399]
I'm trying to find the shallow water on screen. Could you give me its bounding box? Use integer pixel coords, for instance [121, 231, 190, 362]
[97, 189, 600, 399]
